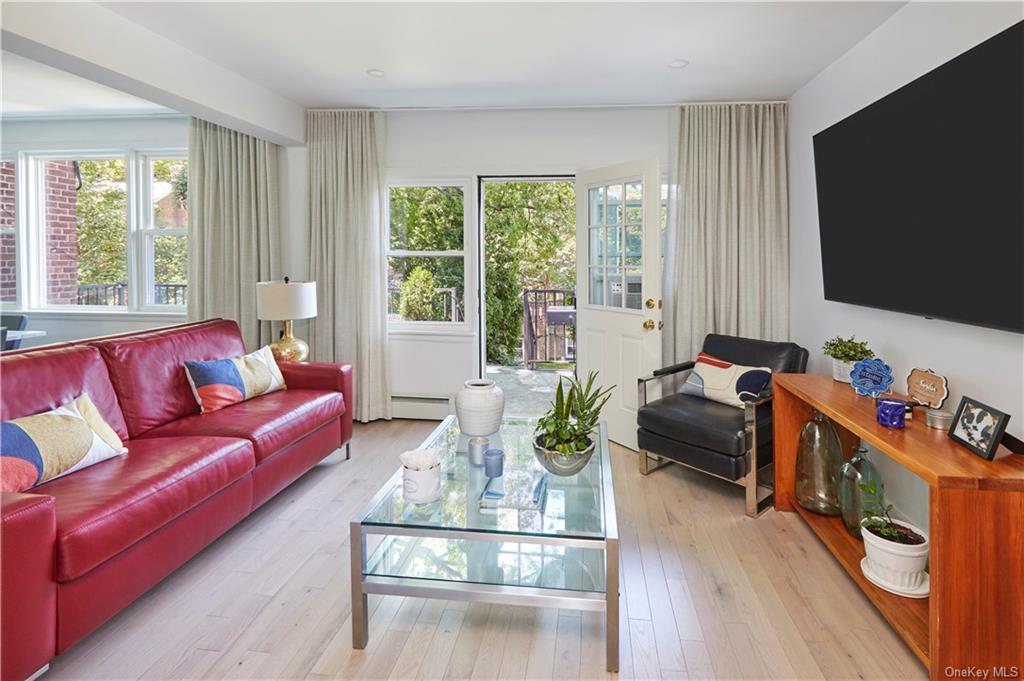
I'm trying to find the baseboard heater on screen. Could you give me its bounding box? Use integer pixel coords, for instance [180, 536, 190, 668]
[390, 395, 452, 420]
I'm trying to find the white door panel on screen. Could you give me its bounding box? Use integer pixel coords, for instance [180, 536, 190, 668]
[576, 159, 661, 449]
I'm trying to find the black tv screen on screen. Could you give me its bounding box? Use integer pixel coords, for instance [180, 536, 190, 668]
[813, 21, 1024, 334]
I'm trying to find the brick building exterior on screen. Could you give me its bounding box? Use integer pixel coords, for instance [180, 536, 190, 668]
[0, 161, 82, 305]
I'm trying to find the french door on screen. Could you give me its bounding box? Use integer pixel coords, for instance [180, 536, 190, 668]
[575, 160, 662, 449]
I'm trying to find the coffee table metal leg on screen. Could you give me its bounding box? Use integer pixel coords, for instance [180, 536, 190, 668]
[606, 536, 619, 672]
[351, 521, 368, 648]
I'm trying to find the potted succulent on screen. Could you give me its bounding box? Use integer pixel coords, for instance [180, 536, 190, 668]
[859, 479, 929, 596]
[534, 371, 613, 476]
[822, 335, 874, 383]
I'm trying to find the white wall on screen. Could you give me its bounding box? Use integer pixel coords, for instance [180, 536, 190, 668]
[282, 107, 672, 414]
[1, 115, 189, 347]
[788, 3, 1024, 528]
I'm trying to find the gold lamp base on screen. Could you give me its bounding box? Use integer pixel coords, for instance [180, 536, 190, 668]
[269, 319, 309, 363]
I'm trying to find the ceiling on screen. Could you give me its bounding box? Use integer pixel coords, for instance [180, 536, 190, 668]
[103, 2, 904, 109]
[1, 51, 172, 117]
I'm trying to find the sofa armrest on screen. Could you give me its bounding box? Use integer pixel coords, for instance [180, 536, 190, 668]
[2, 493, 56, 681]
[279, 362, 354, 446]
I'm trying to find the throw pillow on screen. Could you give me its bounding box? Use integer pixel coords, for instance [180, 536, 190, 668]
[184, 345, 286, 413]
[1, 393, 128, 492]
[680, 352, 772, 408]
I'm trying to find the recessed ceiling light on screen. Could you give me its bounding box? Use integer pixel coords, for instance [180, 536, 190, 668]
[668, 59, 690, 69]
[366, 69, 386, 78]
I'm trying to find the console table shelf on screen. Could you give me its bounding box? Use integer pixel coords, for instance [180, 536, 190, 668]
[773, 373, 1024, 681]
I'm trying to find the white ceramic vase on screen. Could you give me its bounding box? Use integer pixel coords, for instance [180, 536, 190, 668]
[832, 358, 855, 383]
[861, 517, 929, 591]
[455, 379, 505, 437]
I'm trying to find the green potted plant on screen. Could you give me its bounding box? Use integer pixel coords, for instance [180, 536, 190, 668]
[858, 479, 929, 597]
[534, 371, 613, 476]
[821, 335, 874, 383]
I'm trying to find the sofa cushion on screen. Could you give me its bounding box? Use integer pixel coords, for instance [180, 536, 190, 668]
[91, 319, 247, 437]
[184, 346, 286, 413]
[139, 389, 345, 463]
[637, 392, 772, 456]
[0, 345, 128, 440]
[34, 435, 254, 582]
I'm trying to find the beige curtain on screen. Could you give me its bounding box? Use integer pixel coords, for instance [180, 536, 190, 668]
[187, 118, 281, 350]
[307, 110, 391, 422]
[663, 103, 790, 365]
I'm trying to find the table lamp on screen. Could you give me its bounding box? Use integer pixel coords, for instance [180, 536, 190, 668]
[256, 277, 317, 362]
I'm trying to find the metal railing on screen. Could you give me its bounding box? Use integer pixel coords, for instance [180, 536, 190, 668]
[387, 286, 462, 322]
[522, 288, 576, 368]
[76, 283, 187, 306]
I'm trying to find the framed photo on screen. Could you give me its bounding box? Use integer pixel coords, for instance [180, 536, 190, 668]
[948, 396, 1011, 461]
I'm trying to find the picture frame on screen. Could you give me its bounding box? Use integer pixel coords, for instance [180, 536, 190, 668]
[948, 396, 1011, 461]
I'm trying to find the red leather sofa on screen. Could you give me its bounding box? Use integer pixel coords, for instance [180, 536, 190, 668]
[0, 319, 352, 681]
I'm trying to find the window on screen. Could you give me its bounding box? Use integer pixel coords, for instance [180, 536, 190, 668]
[2, 150, 188, 313]
[387, 184, 467, 324]
[587, 180, 643, 310]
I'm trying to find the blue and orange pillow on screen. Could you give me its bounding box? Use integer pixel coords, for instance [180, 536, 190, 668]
[1, 393, 128, 492]
[184, 346, 286, 413]
[681, 352, 772, 408]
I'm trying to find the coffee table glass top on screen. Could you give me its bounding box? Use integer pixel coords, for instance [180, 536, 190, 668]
[360, 416, 609, 540]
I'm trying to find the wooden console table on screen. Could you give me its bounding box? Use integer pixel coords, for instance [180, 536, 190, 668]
[773, 373, 1024, 679]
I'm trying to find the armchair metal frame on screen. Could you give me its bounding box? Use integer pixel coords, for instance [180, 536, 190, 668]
[637, 361, 774, 518]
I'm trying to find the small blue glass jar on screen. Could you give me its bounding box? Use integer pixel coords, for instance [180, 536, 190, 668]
[877, 398, 906, 429]
[484, 449, 504, 478]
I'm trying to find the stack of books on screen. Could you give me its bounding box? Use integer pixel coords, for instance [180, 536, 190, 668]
[478, 470, 548, 514]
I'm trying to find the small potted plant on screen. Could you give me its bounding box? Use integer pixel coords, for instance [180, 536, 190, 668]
[822, 335, 874, 383]
[534, 371, 613, 476]
[859, 479, 929, 595]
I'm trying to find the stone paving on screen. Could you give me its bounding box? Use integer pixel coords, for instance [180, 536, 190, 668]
[485, 364, 575, 418]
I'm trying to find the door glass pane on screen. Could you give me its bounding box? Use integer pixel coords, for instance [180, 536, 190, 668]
[389, 186, 464, 251]
[46, 159, 128, 306]
[606, 226, 622, 266]
[151, 235, 188, 305]
[589, 227, 605, 266]
[388, 255, 465, 322]
[625, 225, 642, 266]
[606, 184, 622, 224]
[151, 159, 188, 229]
[625, 268, 642, 309]
[606, 267, 623, 308]
[1, 161, 16, 302]
[589, 267, 605, 306]
[588, 187, 604, 225]
[625, 181, 642, 223]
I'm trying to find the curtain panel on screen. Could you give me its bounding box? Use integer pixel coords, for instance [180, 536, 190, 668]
[663, 103, 790, 366]
[187, 117, 282, 350]
[307, 110, 391, 422]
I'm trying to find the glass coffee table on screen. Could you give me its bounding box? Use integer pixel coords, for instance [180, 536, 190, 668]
[351, 415, 619, 671]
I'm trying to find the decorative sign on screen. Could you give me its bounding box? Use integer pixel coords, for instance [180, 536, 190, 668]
[850, 358, 895, 398]
[906, 368, 949, 409]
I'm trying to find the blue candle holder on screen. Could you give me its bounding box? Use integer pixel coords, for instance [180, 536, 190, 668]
[877, 398, 906, 429]
[484, 449, 504, 478]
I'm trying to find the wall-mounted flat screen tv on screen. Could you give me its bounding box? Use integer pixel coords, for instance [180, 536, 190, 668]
[813, 21, 1023, 334]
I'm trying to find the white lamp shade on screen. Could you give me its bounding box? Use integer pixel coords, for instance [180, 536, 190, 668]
[256, 280, 318, 320]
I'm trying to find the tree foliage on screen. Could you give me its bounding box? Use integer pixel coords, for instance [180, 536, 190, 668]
[399, 266, 439, 321]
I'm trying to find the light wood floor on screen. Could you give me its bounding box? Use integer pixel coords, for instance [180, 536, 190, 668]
[48, 419, 927, 681]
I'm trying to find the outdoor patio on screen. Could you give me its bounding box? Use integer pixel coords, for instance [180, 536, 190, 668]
[486, 364, 573, 418]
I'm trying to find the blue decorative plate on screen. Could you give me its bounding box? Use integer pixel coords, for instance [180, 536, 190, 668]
[850, 358, 894, 397]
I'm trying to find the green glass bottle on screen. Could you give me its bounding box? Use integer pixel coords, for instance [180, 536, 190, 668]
[838, 446, 882, 538]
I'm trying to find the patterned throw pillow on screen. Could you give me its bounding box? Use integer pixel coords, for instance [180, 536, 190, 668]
[680, 352, 772, 408]
[1, 393, 128, 492]
[184, 346, 286, 413]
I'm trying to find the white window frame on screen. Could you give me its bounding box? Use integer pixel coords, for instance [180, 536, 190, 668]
[386, 179, 474, 333]
[5, 148, 187, 316]
[0, 154, 18, 309]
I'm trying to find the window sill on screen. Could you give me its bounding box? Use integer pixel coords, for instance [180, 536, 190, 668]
[2, 309, 187, 323]
[388, 324, 476, 338]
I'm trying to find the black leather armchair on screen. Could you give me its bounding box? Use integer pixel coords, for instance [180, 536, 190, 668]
[636, 334, 809, 517]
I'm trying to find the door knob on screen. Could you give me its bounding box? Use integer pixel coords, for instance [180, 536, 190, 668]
[645, 298, 656, 309]
[642, 319, 655, 331]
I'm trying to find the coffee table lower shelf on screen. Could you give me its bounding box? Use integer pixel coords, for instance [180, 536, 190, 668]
[793, 503, 930, 667]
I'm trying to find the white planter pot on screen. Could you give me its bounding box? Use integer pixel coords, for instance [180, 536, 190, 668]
[403, 465, 441, 504]
[831, 358, 855, 383]
[455, 379, 505, 437]
[861, 517, 929, 590]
